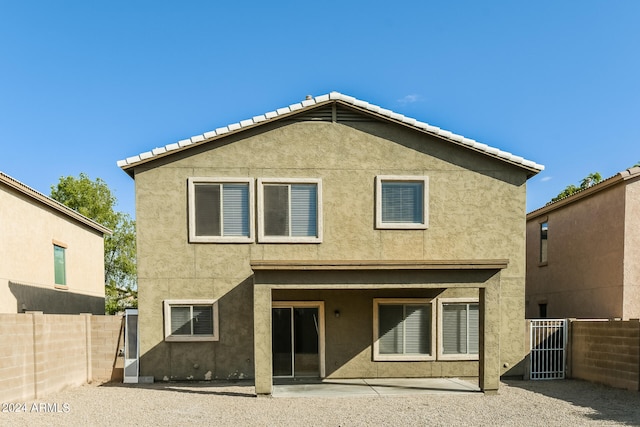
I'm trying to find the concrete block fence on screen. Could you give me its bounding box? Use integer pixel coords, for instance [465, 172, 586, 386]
[0, 312, 124, 403]
[569, 319, 640, 391]
[2, 313, 639, 403]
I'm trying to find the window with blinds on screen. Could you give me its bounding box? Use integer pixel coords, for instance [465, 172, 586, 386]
[381, 182, 423, 223]
[375, 176, 429, 229]
[170, 306, 214, 336]
[188, 178, 254, 243]
[164, 300, 219, 342]
[439, 301, 479, 360]
[373, 299, 435, 361]
[258, 178, 322, 243]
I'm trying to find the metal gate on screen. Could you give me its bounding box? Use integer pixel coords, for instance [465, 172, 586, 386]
[529, 319, 567, 380]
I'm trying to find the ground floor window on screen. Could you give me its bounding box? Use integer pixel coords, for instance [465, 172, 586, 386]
[373, 299, 435, 361]
[163, 299, 219, 342]
[438, 299, 479, 360]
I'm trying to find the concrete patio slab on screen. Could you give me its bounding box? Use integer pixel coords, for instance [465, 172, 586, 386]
[272, 378, 480, 398]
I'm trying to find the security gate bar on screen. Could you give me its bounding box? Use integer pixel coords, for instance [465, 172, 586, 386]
[529, 319, 567, 380]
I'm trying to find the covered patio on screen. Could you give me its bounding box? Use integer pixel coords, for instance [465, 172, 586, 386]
[252, 260, 506, 396]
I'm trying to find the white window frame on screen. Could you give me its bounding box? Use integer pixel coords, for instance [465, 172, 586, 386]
[257, 178, 323, 243]
[375, 175, 429, 229]
[163, 299, 219, 342]
[437, 298, 479, 361]
[373, 298, 436, 361]
[188, 177, 254, 243]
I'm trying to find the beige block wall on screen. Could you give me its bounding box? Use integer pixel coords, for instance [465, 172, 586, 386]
[0, 313, 123, 403]
[526, 184, 626, 319]
[33, 314, 89, 398]
[0, 315, 36, 402]
[0, 185, 105, 314]
[134, 119, 529, 380]
[570, 320, 640, 391]
[91, 315, 125, 382]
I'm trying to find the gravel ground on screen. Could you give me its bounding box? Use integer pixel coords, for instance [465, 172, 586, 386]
[2, 379, 639, 426]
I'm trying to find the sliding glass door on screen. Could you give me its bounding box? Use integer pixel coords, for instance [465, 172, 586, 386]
[272, 303, 324, 378]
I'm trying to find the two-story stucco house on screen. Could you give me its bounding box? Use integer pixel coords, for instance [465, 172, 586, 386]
[0, 172, 110, 314]
[118, 92, 543, 394]
[526, 167, 640, 319]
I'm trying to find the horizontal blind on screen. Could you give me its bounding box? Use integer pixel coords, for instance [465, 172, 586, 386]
[379, 305, 404, 354]
[468, 304, 479, 354]
[443, 304, 467, 354]
[222, 184, 249, 236]
[381, 181, 423, 223]
[404, 305, 430, 354]
[291, 184, 317, 237]
[170, 306, 192, 335]
[443, 303, 479, 355]
[192, 306, 214, 335]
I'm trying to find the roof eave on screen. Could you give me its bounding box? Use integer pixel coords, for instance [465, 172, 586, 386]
[0, 172, 113, 235]
[335, 101, 543, 178]
[527, 167, 640, 219]
[118, 92, 544, 178]
[119, 98, 338, 177]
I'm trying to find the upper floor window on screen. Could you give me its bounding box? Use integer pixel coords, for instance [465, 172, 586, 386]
[257, 178, 322, 243]
[540, 221, 548, 264]
[376, 176, 429, 229]
[188, 178, 254, 243]
[53, 243, 67, 286]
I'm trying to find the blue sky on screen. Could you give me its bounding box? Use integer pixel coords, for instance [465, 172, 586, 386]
[2, 1, 639, 218]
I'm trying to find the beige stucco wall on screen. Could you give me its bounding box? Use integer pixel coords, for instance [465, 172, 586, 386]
[133, 117, 529, 381]
[0, 185, 105, 314]
[526, 184, 626, 319]
[623, 179, 640, 319]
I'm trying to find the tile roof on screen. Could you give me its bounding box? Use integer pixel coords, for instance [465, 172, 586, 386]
[0, 171, 112, 235]
[527, 166, 640, 218]
[117, 91, 544, 174]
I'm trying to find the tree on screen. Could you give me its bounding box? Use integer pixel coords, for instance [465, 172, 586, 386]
[51, 173, 137, 314]
[550, 172, 602, 203]
[579, 172, 602, 189]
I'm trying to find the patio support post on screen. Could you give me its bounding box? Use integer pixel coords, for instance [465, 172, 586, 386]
[253, 285, 272, 395]
[479, 275, 501, 394]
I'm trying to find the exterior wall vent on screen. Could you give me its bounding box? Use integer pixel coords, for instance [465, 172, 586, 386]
[289, 105, 377, 123]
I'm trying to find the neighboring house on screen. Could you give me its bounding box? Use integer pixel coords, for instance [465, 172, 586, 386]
[118, 92, 543, 395]
[526, 167, 640, 320]
[0, 172, 110, 314]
